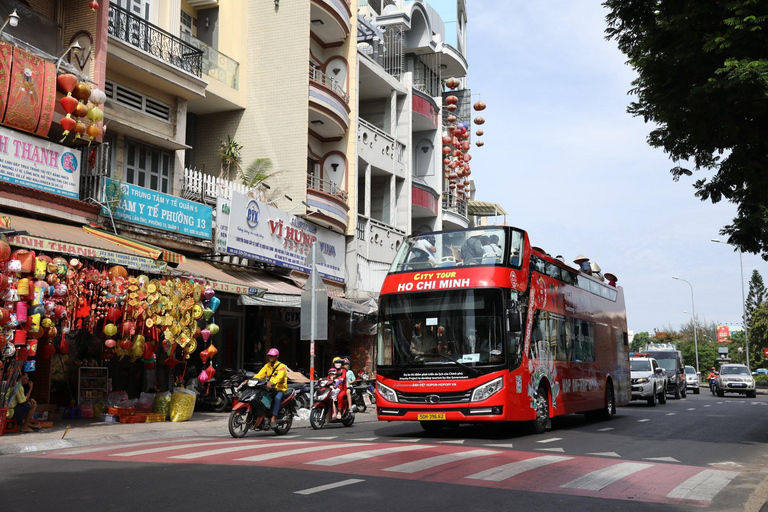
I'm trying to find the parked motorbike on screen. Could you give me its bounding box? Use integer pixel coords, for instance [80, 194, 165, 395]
[228, 377, 297, 437]
[288, 381, 310, 410]
[191, 367, 240, 413]
[350, 381, 375, 413]
[310, 378, 355, 429]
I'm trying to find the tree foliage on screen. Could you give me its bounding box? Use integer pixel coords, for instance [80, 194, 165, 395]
[630, 331, 651, 352]
[745, 270, 766, 330]
[604, 0, 768, 259]
[750, 302, 768, 368]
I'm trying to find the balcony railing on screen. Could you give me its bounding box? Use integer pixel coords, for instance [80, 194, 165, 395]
[181, 34, 239, 89]
[309, 65, 349, 103]
[307, 173, 348, 203]
[182, 167, 249, 203]
[442, 192, 468, 218]
[108, 3, 203, 77]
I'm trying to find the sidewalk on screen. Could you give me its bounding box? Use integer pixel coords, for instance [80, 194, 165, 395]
[0, 409, 378, 456]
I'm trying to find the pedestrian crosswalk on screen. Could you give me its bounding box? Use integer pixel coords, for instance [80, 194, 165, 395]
[32, 438, 739, 507]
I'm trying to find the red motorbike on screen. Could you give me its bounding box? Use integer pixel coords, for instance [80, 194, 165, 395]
[228, 377, 297, 437]
[310, 378, 355, 429]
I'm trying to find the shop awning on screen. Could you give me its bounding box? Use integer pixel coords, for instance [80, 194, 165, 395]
[83, 226, 187, 264]
[467, 201, 508, 216]
[332, 297, 378, 316]
[288, 271, 346, 298]
[175, 258, 270, 296]
[5, 214, 169, 273]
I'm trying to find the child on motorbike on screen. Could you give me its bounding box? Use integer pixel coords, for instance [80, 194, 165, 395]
[327, 368, 341, 419]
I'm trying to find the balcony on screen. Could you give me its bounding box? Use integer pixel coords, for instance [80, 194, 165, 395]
[181, 35, 239, 90]
[309, 65, 350, 141]
[440, 43, 468, 78]
[357, 119, 405, 177]
[107, 3, 207, 100]
[306, 173, 350, 233]
[412, 177, 439, 218]
[356, 214, 405, 264]
[310, 0, 352, 46]
[442, 192, 469, 229]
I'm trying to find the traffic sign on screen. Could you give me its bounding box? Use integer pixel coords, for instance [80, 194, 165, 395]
[763, 347, 768, 357]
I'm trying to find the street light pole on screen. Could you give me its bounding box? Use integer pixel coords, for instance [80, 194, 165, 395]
[711, 239, 750, 369]
[673, 276, 699, 374]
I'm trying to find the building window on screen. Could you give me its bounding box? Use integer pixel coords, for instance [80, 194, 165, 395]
[124, 138, 172, 193]
[111, 0, 151, 21]
[180, 10, 194, 38]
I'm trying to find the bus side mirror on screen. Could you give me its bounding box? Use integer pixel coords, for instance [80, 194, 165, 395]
[507, 308, 521, 333]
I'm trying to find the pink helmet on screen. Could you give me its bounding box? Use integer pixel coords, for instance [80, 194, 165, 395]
[267, 348, 279, 357]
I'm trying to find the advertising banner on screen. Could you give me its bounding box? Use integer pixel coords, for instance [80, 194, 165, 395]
[214, 197, 230, 254]
[104, 179, 212, 239]
[0, 126, 80, 198]
[717, 325, 744, 343]
[224, 192, 345, 283]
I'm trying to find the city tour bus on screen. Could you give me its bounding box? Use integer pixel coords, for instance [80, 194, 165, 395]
[375, 226, 630, 433]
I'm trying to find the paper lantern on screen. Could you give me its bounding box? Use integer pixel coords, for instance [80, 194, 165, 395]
[0, 240, 10, 261]
[441, 135, 451, 145]
[74, 102, 89, 118]
[57, 74, 77, 93]
[473, 101, 487, 111]
[103, 323, 118, 337]
[89, 87, 106, 105]
[208, 296, 221, 313]
[446, 77, 460, 89]
[202, 308, 214, 321]
[445, 95, 458, 105]
[446, 114, 457, 123]
[89, 0, 100, 12]
[476, 141, 484, 147]
[200, 328, 211, 343]
[73, 82, 92, 101]
[164, 356, 179, 368]
[476, 129, 484, 137]
[120, 339, 132, 351]
[107, 307, 121, 322]
[206, 323, 219, 336]
[40, 342, 56, 360]
[198, 369, 209, 384]
[446, 104, 457, 112]
[203, 287, 215, 301]
[474, 116, 486, 125]
[87, 106, 104, 124]
[200, 349, 210, 364]
[15, 302, 27, 323]
[59, 337, 69, 354]
[108, 265, 128, 279]
[207, 344, 218, 358]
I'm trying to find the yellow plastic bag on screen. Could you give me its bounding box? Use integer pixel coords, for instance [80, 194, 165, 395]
[153, 391, 172, 416]
[169, 389, 195, 422]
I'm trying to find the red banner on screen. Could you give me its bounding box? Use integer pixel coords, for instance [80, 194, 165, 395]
[380, 266, 526, 295]
[2, 45, 55, 136]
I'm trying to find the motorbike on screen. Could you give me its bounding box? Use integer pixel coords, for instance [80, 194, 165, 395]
[228, 377, 297, 437]
[310, 378, 355, 429]
[288, 381, 311, 410]
[709, 374, 719, 395]
[349, 380, 375, 413]
[191, 367, 240, 413]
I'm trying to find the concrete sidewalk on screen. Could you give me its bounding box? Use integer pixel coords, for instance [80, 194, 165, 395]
[0, 409, 378, 456]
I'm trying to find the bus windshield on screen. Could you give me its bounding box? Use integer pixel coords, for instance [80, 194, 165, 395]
[377, 289, 507, 367]
[388, 228, 523, 272]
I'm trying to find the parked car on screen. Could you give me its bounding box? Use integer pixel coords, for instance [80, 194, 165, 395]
[630, 356, 668, 406]
[684, 365, 700, 394]
[716, 364, 756, 398]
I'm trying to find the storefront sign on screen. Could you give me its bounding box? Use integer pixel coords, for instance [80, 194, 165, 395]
[104, 179, 212, 239]
[7, 234, 167, 273]
[280, 308, 300, 329]
[225, 193, 345, 283]
[214, 197, 229, 254]
[0, 126, 80, 198]
[207, 279, 260, 296]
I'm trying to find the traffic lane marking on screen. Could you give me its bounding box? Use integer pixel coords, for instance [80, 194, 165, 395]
[383, 449, 499, 474]
[561, 462, 653, 491]
[170, 441, 310, 459]
[294, 478, 365, 495]
[667, 469, 740, 501]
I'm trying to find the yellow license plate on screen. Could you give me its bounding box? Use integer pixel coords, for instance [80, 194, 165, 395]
[417, 413, 446, 421]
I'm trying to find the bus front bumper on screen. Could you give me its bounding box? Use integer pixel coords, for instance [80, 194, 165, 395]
[377, 406, 505, 422]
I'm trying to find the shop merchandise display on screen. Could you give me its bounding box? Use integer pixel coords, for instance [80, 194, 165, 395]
[0, 241, 223, 429]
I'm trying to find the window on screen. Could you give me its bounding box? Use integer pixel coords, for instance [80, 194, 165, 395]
[180, 10, 193, 38]
[111, 0, 151, 21]
[105, 80, 171, 123]
[124, 139, 172, 193]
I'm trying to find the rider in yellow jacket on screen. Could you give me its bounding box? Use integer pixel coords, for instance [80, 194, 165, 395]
[255, 348, 287, 427]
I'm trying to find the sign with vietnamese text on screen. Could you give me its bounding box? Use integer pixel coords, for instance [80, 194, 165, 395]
[215, 197, 229, 254]
[0, 126, 80, 198]
[105, 179, 212, 239]
[717, 325, 743, 343]
[224, 193, 345, 283]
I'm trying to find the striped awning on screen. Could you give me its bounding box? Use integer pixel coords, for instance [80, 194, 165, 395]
[467, 201, 508, 216]
[83, 226, 187, 264]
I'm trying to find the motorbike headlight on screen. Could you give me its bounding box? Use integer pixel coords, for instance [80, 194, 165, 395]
[471, 377, 503, 402]
[377, 382, 398, 403]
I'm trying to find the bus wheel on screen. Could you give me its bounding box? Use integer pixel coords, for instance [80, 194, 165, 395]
[601, 383, 616, 420]
[531, 385, 550, 434]
[420, 420, 445, 433]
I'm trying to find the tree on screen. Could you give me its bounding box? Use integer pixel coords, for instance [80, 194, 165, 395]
[238, 158, 285, 203]
[745, 270, 766, 330]
[604, 1, 768, 259]
[750, 302, 768, 368]
[219, 136, 243, 181]
[630, 331, 650, 352]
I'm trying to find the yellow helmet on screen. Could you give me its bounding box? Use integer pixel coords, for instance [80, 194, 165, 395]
[332, 356, 343, 363]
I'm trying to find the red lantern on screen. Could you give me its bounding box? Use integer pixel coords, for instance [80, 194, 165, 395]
[59, 337, 69, 354]
[461, 141, 470, 151]
[445, 95, 458, 105]
[464, 153, 472, 162]
[57, 74, 77, 94]
[473, 101, 487, 111]
[449, 182, 457, 190]
[0, 240, 10, 262]
[89, 0, 100, 11]
[452, 149, 462, 158]
[442, 146, 451, 155]
[474, 116, 486, 125]
[446, 114, 456, 123]
[476, 141, 485, 147]
[108, 265, 128, 279]
[449, 161, 459, 169]
[40, 342, 56, 360]
[449, 172, 458, 180]
[60, 95, 78, 114]
[446, 104, 457, 112]
[446, 77, 460, 89]
[476, 129, 484, 137]
[443, 158, 450, 165]
[441, 135, 451, 145]
[120, 339, 132, 351]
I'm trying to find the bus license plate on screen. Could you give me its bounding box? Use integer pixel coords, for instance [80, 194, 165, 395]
[418, 413, 445, 421]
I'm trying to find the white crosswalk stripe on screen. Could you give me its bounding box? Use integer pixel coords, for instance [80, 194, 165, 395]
[466, 455, 573, 481]
[666, 469, 740, 501]
[237, 442, 367, 462]
[307, 445, 429, 466]
[561, 462, 653, 491]
[294, 479, 364, 495]
[383, 449, 499, 474]
[112, 441, 253, 457]
[536, 437, 562, 444]
[56, 440, 180, 455]
[170, 441, 309, 459]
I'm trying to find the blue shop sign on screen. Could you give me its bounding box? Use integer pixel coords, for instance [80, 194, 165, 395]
[104, 179, 212, 239]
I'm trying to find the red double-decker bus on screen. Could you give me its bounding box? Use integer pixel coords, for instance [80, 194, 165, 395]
[375, 226, 630, 433]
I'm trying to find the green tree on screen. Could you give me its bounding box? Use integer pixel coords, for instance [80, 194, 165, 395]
[745, 270, 766, 330]
[749, 302, 768, 368]
[219, 135, 243, 181]
[630, 331, 650, 352]
[604, 1, 768, 259]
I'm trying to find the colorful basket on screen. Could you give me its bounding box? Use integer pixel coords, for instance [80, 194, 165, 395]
[119, 414, 146, 424]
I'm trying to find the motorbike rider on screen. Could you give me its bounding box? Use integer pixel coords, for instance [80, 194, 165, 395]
[254, 348, 288, 428]
[707, 366, 719, 390]
[331, 357, 348, 417]
[343, 358, 356, 412]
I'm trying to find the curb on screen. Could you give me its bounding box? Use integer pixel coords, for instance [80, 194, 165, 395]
[0, 412, 378, 456]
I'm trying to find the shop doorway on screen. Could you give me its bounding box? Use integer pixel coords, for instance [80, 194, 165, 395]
[217, 316, 242, 371]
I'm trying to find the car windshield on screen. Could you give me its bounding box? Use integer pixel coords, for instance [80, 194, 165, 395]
[630, 360, 651, 372]
[685, 366, 696, 374]
[389, 228, 523, 272]
[646, 352, 677, 371]
[721, 366, 750, 375]
[377, 289, 509, 367]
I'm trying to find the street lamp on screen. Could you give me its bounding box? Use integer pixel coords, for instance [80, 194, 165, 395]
[673, 276, 700, 374]
[0, 10, 19, 37]
[711, 238, 749, 369]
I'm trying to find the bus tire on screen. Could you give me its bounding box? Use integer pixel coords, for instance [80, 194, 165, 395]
[601, 382, 616, 420]
[531, 385, 550, 434]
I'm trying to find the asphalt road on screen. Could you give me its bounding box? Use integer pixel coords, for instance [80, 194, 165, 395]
[3, 390, 768, 512]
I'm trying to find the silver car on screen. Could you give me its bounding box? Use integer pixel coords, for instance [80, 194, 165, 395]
[630, 357, 668, 406]
[716, 364, 756, 398]
[684, 365, 700, 394]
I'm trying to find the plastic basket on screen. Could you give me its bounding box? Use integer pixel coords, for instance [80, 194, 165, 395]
[108, 406, 135, 416]
[119, 415, 146, 424]
[143, 413, 166, 422]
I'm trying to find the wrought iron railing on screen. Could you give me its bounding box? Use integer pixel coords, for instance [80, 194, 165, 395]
[442, 192, 468, 218]
[307, 173, 348, 203]
[108, 3, 203, 77]
[181, 34, 239, 89]
[356, 216, 367, 241]
[309, 65, 349, 103]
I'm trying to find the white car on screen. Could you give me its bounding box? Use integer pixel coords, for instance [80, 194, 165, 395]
[630, 357, 668, 406]
[684, 365, 700, 394]
[716, 364, 756, 398]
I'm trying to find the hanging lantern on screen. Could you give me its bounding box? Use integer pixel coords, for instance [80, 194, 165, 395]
[108, 265, 128, 279]
[445, 95, 458, 105]
[476, 141, 485, 147]
[120, 339, 132, 351]
[446, 104, 457, 112]
[461, 141, 470, 151]
[452, 149, 462, 158]
[463, 153, 472, 162]
[86, 124, 101, 139]
[446, 77, 460, 89]
[465, 169, 472, 176]
[441, 134, 451, 145]
[449, 160, 459, 169]
[473, 101, 487, 111]
[449, 172, 458, 180]
[442, 146, 451, 155]
[442, 158, 450, 165]
[476, 129, 484, 137]
[89, 0, 100, 11]
[449, 182, 457, 190]
[57, 74, 77, 94]
[447, 125, 456, 133]
[89, 87, 106, 105]
[474, 116, 486, 125]
[446, 114, 456, 123]
[73, 82, 92, 101]
[74, 102, 89, 118]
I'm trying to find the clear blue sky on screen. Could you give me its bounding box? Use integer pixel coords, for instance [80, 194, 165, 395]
[464, 0, 766, 333]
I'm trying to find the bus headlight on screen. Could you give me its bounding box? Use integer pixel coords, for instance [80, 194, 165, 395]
[471, 377, 503, 402]
[377, 382, 398, 403]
